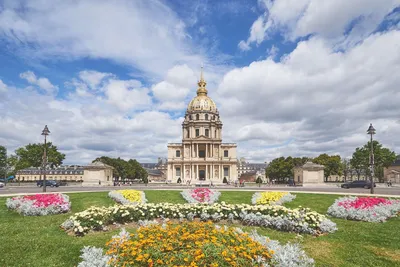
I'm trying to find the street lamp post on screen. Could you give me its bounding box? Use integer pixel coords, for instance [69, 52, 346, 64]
[367, 123, 376, 194]
[41, 125, 50, 193]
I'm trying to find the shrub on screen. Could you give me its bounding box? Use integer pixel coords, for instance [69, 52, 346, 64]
[108, 190, 147, 205]
[223, 177, 228, 184]
[181, 188, 221, 204]
[252, 191, 296, 205]
[177, 177, 182, 184]
[6, 193, 71, 216]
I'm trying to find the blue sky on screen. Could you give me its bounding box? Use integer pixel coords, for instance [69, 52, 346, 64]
[0, 0, 399, 164]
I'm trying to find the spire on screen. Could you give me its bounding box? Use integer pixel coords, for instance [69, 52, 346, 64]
[197, 64, 207, 96]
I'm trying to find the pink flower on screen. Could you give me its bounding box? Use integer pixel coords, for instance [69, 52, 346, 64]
[338, 197, 393, 210]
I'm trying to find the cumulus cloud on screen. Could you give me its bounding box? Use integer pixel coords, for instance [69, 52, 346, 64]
[0, 80, 7, 92]
[221, 29, 400, 162]
[239, 0, 399, 50]
[0, 0, 204, 78]
[19, 71, 58, 94]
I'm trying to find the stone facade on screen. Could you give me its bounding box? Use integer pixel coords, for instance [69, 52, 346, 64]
[294, 161, 325, 185]
[384, 159, 400, 184]
[15, 161, 113, 186]
[167, 69, 237, 184]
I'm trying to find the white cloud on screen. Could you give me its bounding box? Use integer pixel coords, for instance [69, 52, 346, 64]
[240, 0, 399, 50]
[103, 79, 152, 111]
[19, 71, 58, 94]
[79, 70, 113, 90]
[221, 29, 400, 162]
[0, 80, 7, 92]
[0, 0, 205, 78]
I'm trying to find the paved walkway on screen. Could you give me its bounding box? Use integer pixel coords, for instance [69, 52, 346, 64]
[1, 185, 399, 198]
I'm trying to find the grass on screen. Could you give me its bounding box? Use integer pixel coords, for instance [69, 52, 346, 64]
[0, 191, 399, 266]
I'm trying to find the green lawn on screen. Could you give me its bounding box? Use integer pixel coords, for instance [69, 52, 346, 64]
[0, 191, 399, 267]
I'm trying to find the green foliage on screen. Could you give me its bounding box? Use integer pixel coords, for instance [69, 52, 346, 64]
[256, 176, 263, 184]
[265, 157, 308, 182]
[313, 153, 342, 181]
[93, 156, 148, 182]
[177, 177, 182, 183]
[222, 177, 228, 184]
[8, 142, 65, 173]
[0, 146, 7, 178]
[350, 140, 397, 182]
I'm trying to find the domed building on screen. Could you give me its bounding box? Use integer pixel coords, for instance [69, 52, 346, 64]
[167, 68, 237, 184]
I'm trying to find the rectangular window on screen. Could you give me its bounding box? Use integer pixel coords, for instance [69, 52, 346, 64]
[224, 150, 228, 157]
[205, 129, 209, 137]
[224, 167, 229, 177]
[176, 150, 181, 157]
[176, 167, 181, 177]
[196, 129, 200, 137]
[199, 150, 205, 158]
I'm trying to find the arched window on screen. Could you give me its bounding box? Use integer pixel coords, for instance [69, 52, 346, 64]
[196, 114, 199, 120]
[205, 114, 208, 120]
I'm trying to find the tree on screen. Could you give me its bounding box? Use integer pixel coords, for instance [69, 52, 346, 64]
[313, 154, 342, 181]
[10, 142, 65, 173]
[341, 159, 352, 182]
[265, 157, 294, 182]
[350, 140, 396, 182]
[256, 176, 263, 187]
[0, 146, 7, 179]
[93, 156, 148, 183]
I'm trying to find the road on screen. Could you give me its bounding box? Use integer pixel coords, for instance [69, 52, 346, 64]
[1, 184, 399, 197]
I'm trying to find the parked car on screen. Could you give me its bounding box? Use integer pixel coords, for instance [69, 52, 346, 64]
[36, 180, 60, 187]
[0, 182, 4, 188]
[341, 180, 376, 189]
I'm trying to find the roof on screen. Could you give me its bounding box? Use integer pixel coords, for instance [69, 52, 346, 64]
[302, 161, 325, 170]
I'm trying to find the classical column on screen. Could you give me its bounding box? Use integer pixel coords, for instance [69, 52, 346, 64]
[211, 165, 214, 180]
[205, 144, 208, 158]
[196, 144, 199, 157]
[206, 164, 208, 180]
[191, 164, 194, 180]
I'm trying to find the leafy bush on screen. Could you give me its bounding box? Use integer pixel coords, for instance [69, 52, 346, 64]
[223, 177, 228, 184]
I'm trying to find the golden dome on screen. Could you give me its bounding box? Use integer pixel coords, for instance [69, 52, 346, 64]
[187, 67, 217, 112]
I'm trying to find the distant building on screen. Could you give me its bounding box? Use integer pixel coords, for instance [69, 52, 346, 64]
[15, 161, 113, 186]
[237, 158, 267, 182]
[384, 159, 400, 184]
[293, 161, 325, 185]
[166, 69, 238, 184]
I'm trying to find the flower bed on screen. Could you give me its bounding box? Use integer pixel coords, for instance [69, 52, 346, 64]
[181, 188, 221, 203]
[252, 191, 296, 205]
[327, 196, 400, 222]
[6, 193, 71, 216]
[108, 189, 147, 205]
[77, 221, 315, 267]
[61, 202, 337, 236]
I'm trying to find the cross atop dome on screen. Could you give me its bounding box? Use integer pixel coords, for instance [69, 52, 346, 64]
[197, 64, 207, 96]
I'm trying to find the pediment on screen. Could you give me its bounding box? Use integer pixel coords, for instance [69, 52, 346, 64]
[195, 135, 210, 140]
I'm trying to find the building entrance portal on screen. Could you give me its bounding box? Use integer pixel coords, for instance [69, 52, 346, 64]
[199, 170, 206, 180]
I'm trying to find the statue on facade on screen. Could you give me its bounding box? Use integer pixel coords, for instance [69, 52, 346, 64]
[186, 169, 190, 179]
[185, 146, 190, 157]
[215, 147, 219, 158]
[214, 169, 218, 178]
